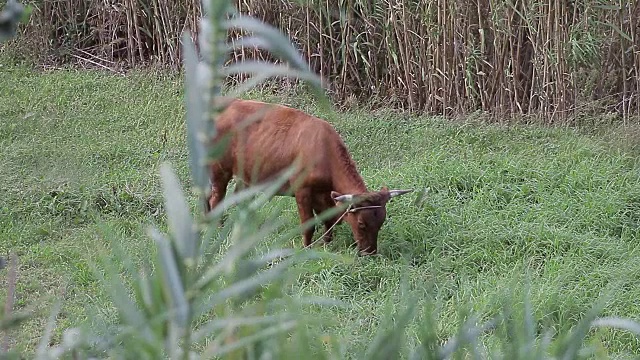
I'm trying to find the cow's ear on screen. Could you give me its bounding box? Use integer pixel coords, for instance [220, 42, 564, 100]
[377, 186, 391, 203]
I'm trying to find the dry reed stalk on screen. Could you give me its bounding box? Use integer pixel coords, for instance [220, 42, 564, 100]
[7, 0, 640, 121]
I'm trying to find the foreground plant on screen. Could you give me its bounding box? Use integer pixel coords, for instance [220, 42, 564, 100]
[50, 0, 335, 358]
[0, 0, 25, 42]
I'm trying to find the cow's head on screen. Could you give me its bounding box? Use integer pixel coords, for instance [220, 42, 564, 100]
[331, 187, 412, 255]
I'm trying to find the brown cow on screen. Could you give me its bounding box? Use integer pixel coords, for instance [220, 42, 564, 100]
[206, 98, 412, 255]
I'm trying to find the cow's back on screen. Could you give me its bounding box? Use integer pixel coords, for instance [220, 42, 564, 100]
[214, 99, 337, 187]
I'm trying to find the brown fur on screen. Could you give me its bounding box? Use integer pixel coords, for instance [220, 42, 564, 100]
[206, 98, 409, 255]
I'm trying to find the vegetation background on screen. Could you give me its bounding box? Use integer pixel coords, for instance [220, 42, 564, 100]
[4, 0, 640, 121]
[2, 0, 640, 359]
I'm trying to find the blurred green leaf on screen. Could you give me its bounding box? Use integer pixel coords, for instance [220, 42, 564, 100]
[195, 252, 311, 319]
[182, 32, 211, 203]
[202, 0, 234, 19]
[409, 301, 440, 360]
[201, 320, 297, 358]
[205, 181, 272, 220]
[225, 62, 323, 96]
[556, 296, 608, 360]
[192, 218, 285, 299]
[148, 227, 189, 330]
[363, 281, 417, 360]
[0, 0, 25, 42]
[93, 240, 157, 346]
[193, 314, 291, 342]
[225, 16, 310, 71]
[440, 316, 497, 359]
[34, 297, 63, 360]
[364, 302, 416, 360]
[160, 162, 197, 261]
[591, 317, 640, 336]
[0, 312, 30, 332]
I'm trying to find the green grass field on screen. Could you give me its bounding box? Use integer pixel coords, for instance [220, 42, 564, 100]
[2, 63, 640, 357]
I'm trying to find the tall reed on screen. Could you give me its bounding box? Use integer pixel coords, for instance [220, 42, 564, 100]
[10, 0, 640, 121]
[17, 0, 200, 69]
[253, 0, 639, 121]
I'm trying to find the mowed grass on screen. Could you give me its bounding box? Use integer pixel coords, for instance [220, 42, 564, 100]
[2, 63, 640, 357]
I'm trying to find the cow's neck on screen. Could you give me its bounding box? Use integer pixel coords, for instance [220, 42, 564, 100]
[334, 169, 368, 194]
[332, 142, 368, 195]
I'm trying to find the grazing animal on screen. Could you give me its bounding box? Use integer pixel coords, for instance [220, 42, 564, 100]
[206, 98, 412, 255]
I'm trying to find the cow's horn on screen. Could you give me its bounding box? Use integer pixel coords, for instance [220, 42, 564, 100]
[389, 189, 413, 198]
[333, 194, 354, 202]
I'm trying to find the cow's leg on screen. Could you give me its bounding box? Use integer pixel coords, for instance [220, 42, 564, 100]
[312, 192, 342, 243]
[206, 164, 232, 213]
[294, 188, 315, 247]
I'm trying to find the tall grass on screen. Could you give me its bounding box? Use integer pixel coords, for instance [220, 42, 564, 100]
[6, 0, 640, 121]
